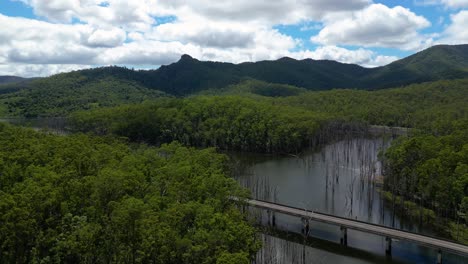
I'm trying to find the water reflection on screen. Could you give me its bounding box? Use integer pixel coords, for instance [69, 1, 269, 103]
[233, 135, 467, 264]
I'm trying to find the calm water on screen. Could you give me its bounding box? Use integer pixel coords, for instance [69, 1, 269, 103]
[233, 135, 467, 264]
[3, 119, 466, 263]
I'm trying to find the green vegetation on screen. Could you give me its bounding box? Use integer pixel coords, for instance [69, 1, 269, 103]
[0, 123, 258, 263]
[66, 78, 468, 244]
[372, 80, 468, 236]
[278, 78, 468, 130]
[69, 79, 468, 154]
[0, 74, 165, 117]
[145, 45, 468, 94]
[0, 44, 467, 260]
[383, 124, 468, 215]
[70, 96, 330, 153]
[2, 44, 467, 102]
[380, 190, 468, 244]
[361, 44, 468, 89]
[199, 79, 307, 97]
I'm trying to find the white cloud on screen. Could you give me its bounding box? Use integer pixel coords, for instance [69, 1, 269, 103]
[17, 0, 373, 28]
[311, 4, 431, 50]
[96, 41, 199, 65]
[148, 21, 257, 48]
[0, 63, 90, 77]
[0, 14, 101, 64]
[289, 46, 399, 67]
[18, 0, 157, 30]
[85, 28, 126, 47]
[414, 0, 468, 8]
[155, 0, 371, 26]
[439, 10, 468, 43]
[441, 0, 468, 8]
[1, 0, 448, 77]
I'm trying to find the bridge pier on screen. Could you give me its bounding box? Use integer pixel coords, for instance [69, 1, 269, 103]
[385, 237, 392, 256]
[239, 198, 468, 259]
[340, 227, 348, 246]
[301, 218, 310, 236]
[266, 210, 276, 227]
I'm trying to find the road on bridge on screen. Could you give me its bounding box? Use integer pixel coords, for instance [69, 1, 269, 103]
[241, 198, 468, 257]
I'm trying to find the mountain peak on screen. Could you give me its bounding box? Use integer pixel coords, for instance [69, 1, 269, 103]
[179, 54, 195, 62]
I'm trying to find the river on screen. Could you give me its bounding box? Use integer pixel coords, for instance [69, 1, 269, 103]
[2, 118, 466, 263]
[232, 134, 467, 264]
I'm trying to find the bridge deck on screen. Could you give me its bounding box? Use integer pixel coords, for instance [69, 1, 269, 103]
[243, 198, 468, 256]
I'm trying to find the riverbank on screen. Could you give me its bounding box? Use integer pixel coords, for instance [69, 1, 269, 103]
[379, 190, 468, 245]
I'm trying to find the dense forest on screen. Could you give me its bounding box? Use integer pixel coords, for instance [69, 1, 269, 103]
[0, 123, 258, 263]
[0, 75, 165, 117]
[69, 79, 467, 150]
[69, 96, 330, 153]
[66, 78, 468, 229]
[1, 45, 467, 102]
[0, 44, 467, 262]
[70, 44, 468, 94]
[278, 79, 468, 131]
[383, 123, 468, 217]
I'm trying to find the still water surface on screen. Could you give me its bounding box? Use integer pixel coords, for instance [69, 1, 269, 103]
[2, 119, 466, 263]
[233, 135, 467, 264]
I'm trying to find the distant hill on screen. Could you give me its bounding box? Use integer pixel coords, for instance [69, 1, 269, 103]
[134, 55, 370, 95]
[362, 44, 468, 88]
[0, 44, 467, 117]
[0, 73, 165, 117]
[9, 44, 463, 97]
[0, 76, 30, 85]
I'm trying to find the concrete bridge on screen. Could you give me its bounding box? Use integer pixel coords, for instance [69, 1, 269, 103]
[237, 198, 468, 263]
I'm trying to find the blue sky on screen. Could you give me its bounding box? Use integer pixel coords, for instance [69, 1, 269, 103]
[0, 0, 467, 77]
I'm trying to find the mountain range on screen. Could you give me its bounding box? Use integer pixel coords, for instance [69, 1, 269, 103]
[0, 76, 30, 85]
[1, 44, 468, 98]
[0, 45, 468, 117]
[70, 44, 468, 95]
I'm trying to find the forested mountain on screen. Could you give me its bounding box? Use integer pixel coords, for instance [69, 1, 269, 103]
[0, 75, 30, 85]
[362, 44, 468, 88]
[0, 44, 466, 118]
[0, 73, 166, 117]
[143, 55, 368, 94]
[74, 44, 468, 95]
[2, 44, 466, 100]
[152, 44, 468, 94]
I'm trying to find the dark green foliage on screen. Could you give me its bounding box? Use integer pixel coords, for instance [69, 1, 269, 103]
[200, 80, 307, 97]
[1, 73, 165, 117]
[69, 96, 331, 153]
[0, 123, 258, 263]
[0, 83, 27, 95]
[362, 44, 468, 89]
[69, 78, 468, 154]
[3, 44, 468, 104]
[137, 45, 468, 95]
[383, 124, 468, 215]
[278, 79, 468, 131]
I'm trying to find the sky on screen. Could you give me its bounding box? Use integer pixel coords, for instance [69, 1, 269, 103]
[0, 0, 467, 77]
